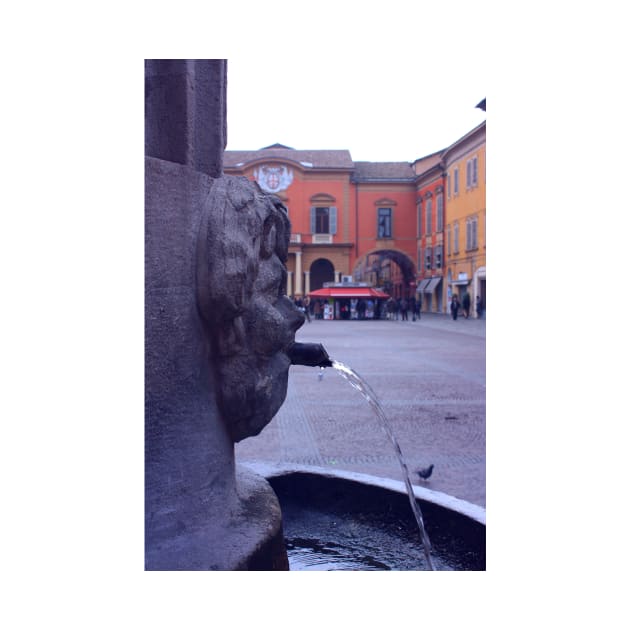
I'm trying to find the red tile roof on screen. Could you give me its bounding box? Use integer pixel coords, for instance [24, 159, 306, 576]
[352, 161, 415, 181]
[224, 148, 354, 169]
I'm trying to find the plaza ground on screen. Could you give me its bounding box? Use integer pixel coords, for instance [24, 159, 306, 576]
[236, 313, 486, 507]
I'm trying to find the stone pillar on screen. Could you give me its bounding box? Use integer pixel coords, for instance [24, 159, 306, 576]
[145, 59, 227, 177]
[295, 251, 303, 296]
[304, 271, 311, 295]
[145, 60, 290, 571]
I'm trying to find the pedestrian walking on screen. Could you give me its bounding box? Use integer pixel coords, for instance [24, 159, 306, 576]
[416, 294, 422, 320]
[303, 295, 311, 323]
[294, 296, 306, 320]
[462, 292, 471, 319]
[386, 297, 396, 321]
[400, 297, 408, 321]
[410, 296, 417, 321]
[450, 294, 460, 320]
[476, 295, 483, 319]
[356, 299, 366, 320]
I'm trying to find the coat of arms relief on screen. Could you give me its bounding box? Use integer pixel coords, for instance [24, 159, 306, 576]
[253, 164, 294, 193]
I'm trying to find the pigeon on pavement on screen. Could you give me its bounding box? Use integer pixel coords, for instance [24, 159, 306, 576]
[416, 464, 434, 480]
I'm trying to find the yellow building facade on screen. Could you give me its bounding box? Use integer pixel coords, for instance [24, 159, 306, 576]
[443, 122, 486, 316]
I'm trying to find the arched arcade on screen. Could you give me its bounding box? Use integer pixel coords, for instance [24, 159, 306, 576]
[352, 248, 417, 298]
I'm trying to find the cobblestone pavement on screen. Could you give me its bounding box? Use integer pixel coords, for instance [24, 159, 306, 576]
[235, 313, 486, 507]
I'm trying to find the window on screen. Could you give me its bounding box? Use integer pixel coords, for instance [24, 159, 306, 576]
[454, 222, 459, 254]
[310, 206, 337, 234]
[316, 207, 329, 233]
[447, 225, 451, 256]
[426, 198, 432, 234]
[466, 217, 478, 250]
[418, 247, 422, 269]
[466, 156, 479, 189]
[437, 194, 443, 232]
[425, 248, 432, 270]
[453, 167, 459, 195]
[417, 200, 422, 238]
[377, 207, 392, 238]
[435, 245, 443, 269]
[447, 173, 451, 199]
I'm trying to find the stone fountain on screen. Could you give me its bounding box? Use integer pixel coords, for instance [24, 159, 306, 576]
[145, 60, 485, 571]
[145, 59, 327, 570]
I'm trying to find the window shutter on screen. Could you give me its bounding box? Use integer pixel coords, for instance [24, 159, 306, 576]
[466, 161, 472, 188]
[472, 217, 478, 248]
[473, 157, 478, 186]
[417, 202, 422, 238]
[310, 207, 316, 234]
[329, 206, 337, 234]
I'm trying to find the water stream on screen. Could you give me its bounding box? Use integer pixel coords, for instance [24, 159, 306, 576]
[326, 360, 435, 571]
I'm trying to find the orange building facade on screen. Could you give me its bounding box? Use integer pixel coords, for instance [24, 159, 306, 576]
[442, 122, 486, 312]
[413, 150, 447, 313]
[224, 120, 486, 316]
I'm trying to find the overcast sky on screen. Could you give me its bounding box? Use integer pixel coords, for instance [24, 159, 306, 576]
[225, 57, 486, 163]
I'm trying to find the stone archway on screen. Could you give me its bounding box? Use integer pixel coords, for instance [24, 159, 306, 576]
[310, 258, 335, 291]
[353, 249, 417, 298]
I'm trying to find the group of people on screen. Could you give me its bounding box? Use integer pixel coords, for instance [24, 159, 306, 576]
[294, 292, 484, 322]
[385, 296, 421, 321]
[450, 293, 483, 320]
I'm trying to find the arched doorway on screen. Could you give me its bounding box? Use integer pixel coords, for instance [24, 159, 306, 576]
[310, 258, 335, 291]
[353, 249, 416, 298]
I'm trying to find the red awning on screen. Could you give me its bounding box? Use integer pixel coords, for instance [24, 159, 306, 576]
[308, 287, 389, 299]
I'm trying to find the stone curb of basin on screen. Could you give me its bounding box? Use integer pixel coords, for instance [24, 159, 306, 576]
[242, 462, 486, 526]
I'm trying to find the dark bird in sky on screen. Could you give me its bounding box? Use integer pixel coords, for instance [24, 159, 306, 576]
[416, 464, 434, 480]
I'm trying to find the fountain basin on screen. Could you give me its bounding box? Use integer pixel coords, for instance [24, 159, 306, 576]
[243, 463, 485, 571]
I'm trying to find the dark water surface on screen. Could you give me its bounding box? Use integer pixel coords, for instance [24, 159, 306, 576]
[269, 473, 485, 571]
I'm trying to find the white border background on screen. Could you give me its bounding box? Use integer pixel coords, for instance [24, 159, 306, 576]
[1, 1, 627, 627]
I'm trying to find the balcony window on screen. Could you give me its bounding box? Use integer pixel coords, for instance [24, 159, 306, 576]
[310, 206, 337, 234]
[377, 207, 392, 238]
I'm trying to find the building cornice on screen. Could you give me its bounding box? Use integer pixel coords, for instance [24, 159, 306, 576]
[374, 197, 398, 206]
[351, 177, 415, 184]
[309, 192, 337, 203]
[224, 155, 354, 174]
[415, 164, 444, 187]
[441, 121, 486, 166]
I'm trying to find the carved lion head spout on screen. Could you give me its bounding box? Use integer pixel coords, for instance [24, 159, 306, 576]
[196, 175, 305, 442]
